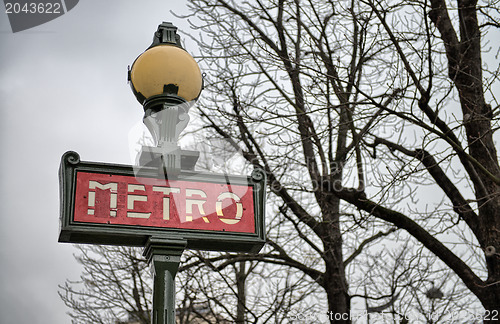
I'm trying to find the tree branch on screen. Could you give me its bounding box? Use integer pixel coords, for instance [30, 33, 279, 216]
[371, 136, 482, 244]
[344, 228, 397, 267]
[327, 184, 486, 300]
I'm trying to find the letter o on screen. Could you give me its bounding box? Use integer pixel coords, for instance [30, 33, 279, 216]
[216, 192, 243, 224]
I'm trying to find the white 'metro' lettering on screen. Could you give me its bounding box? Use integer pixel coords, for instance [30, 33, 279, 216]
[88, 181, 118, 217]
[127, 184, 150, 219]
[152, 186, 180, 220]
[86, 181, 244, 224]
[185, 189, 208, 223]
[216, 192, 243, 224]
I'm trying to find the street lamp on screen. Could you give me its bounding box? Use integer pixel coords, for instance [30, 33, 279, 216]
[128, 22, 202, 176]
[58, 21, 265, 324]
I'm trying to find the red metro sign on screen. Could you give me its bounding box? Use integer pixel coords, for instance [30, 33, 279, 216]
[74, 172, 255, 233]
[59, 151, 266, 253]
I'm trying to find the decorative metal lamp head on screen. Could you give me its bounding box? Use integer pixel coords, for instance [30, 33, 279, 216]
[128, 22, 202, 176]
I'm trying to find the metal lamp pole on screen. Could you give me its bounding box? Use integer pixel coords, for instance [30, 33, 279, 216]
[143, 237, 186, 324]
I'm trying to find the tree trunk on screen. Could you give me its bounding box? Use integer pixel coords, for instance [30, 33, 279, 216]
[453, 0, 500, 313]
[321, 196, 350, 323]
[428, 0, 500, 312]
[323, 241, 350, 323]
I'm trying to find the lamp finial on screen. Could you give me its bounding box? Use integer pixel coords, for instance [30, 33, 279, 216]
[150, 22, 182, 48]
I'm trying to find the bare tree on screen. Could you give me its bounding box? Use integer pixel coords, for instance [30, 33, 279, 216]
[60, 245, 315, 323]
[177, 251, 315, 323]
[180, 0, 500, 320]
[59, 245, 152, 324]
[336, 0, 500, 314]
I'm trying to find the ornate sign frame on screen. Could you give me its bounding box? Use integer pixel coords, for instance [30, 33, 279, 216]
[58, 151, 266, 253]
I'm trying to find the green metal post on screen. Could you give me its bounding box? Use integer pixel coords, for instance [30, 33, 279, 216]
[143, 237, 186, 324]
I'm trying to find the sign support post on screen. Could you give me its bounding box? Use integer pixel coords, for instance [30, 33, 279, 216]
[143, 237, 187, 324]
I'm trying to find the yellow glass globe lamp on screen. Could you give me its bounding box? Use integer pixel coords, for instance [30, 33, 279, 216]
[130, 45, 202, 106]
[129, 22, 202, 112]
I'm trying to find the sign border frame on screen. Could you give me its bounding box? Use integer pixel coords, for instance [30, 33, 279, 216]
[58, 151, 266, 253]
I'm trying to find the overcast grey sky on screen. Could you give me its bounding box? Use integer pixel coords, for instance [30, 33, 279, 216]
[1, 2, 499, 323]
[0, 2, 196, 322]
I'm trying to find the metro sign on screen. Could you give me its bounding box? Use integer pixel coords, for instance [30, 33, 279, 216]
[75, 172, 255, 232]
[59, 151, 266, 253]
